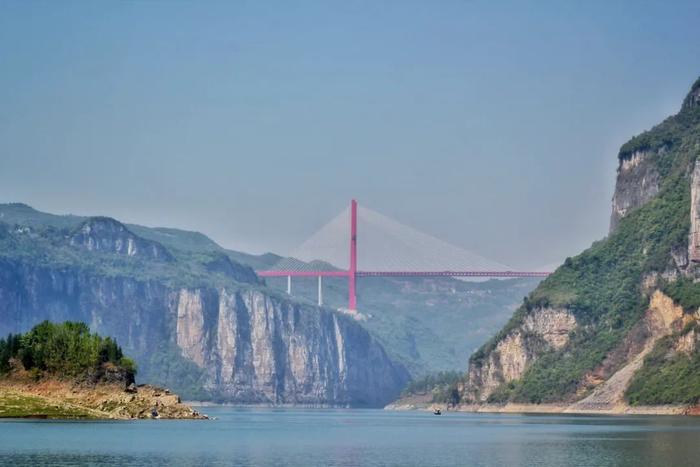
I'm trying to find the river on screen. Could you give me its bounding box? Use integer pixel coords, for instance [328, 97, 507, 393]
[1, 407, 699, 466]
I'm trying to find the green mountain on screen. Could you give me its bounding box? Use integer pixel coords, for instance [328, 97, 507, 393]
[456, 76, 700, 410]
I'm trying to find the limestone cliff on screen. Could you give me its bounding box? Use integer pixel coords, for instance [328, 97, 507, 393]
[609, 150, 660, 232]
[173, 287, 405, 405]
[463, 307, 576, 402]
[689, 161, 700, 262]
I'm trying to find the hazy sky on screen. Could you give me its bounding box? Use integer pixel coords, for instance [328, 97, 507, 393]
[1, 1, 699, 269]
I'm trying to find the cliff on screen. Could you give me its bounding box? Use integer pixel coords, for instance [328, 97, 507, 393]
[452, 76, 700, 411]
[0, 211, 408, 407]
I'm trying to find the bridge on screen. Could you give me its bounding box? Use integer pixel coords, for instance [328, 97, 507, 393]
[257, 200, 549, 310]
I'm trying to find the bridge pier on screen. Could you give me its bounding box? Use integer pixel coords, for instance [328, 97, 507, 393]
[287, 275, 291, 295]
[317, 276, 323, 306]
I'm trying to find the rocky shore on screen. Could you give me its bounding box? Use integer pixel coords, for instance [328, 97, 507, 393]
[0, 370, 207, 420]
[385, 396, 694, 416]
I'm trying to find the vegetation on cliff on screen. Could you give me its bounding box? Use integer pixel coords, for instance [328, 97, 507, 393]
[626, 322, 700, 406]
[618, 77, 700, 163]
[400, 371, 462, 404]
[0, 208, 260, 289]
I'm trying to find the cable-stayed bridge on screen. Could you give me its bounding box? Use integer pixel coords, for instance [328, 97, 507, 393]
[257, 200, 550, 310]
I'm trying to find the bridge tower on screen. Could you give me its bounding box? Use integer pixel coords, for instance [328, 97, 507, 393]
[348, 199, 358, 310]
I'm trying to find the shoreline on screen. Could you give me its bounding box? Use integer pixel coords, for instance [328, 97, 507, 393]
[0, 378, 207, 420]
[385, 400, 693, 416]
[185, 401, 379, 409]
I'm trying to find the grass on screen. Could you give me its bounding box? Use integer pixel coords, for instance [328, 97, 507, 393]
[0, 391, 97, 419]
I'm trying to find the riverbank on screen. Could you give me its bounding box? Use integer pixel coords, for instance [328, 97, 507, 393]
[0, 376, 207, 420]
[184, 401, 356, 409]
[385, 395, 694, 416]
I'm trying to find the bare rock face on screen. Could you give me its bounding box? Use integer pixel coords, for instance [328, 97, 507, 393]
[609, 150, 660, 232]
[462, 307, 576, 402]
[172, 288, 407, 406]
[70, 217, 173, 262]
[522, 307, 577, 350]
[175, 289, 210, 367]
[689, 161, 700, 263]
[0, 261, 408, 407]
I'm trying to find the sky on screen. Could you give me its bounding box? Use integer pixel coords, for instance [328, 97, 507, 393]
[1, 1, 699, 269]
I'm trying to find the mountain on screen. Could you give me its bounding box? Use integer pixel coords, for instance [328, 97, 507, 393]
[453, 76, 700, 412]
[0, 205, 408, 407]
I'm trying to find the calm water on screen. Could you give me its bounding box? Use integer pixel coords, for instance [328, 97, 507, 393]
[1, 407, 699, 466]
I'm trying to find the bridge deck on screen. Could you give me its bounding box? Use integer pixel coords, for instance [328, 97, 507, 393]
[256, 270, 550, 278]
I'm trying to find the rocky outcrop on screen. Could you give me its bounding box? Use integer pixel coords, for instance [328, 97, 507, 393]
[462, 307, 576, 402]
[0, 375, 206, 419]
[70, 217, 173, 261]
[0, 260, 408, 407]
[610, 150, 660, 232]
[522, 307, 577, 350]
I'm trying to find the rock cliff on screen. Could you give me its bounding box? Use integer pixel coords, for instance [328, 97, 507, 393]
[609, 150, 660, 232]
[689, 161, 700, 262]
[463, 307, 577, 402]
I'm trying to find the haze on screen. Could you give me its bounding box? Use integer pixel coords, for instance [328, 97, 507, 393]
[1, 1, 699, 269]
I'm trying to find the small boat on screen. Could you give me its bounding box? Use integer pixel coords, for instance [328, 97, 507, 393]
[433, 408, 442, 415]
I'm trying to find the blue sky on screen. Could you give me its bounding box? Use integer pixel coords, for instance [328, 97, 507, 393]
[1, 1, 699, 268]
